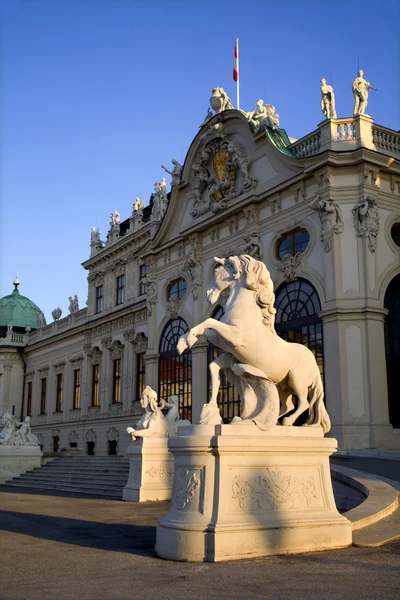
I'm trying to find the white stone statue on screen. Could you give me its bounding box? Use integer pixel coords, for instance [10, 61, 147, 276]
[15, 416, 40, 446]
[7, 322, 13, 334]
[52, 307, 62, 321]
[25, 323, 31, 333]
[352, 195, 380, 252]
[311, 196, 344, 252]
[90, 227, 101, 244]
[182, 250, 203, 300]
[198, 107, 213, 129]
[0, 413, 16, 445]
[37, 311, 45, 328]
[151, 179, 168, 222]
[162, 159, 183, 187]
[127, 386, 168, 440]
[176, 255, 331, 433]
[209, 87, 233, 113]
[68, 295, 79, 313]
[320, 78, 337, 119]
[246, 99, 279, 131]
[280, 253, 302, 282]
[161, 395, 191, 437]
[133, 197, 145, 222]
[352, 69, 377, 115]
[109, 210, 121, 228]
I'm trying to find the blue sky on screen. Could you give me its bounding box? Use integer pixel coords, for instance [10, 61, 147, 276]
[1, 0, 399, 321]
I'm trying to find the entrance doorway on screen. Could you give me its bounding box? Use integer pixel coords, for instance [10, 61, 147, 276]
[384, 273, 400, 428]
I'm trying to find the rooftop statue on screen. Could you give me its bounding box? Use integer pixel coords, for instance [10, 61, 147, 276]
[37, 311, 45, 328]
[132, 197, 145, 224]
[198, 107, 213, 129]
[176, 255, 331, 433]
[68, 295, 79, 314]
[246, 99, 279, 131]
[51, 307, 62, 321]
[162, 159, 183, 187]
[209, 87, 233, 113]
[151, 178, 168, 222]
[320, 78, 337, 119]
[352, 69, 377, 115]
[109, 210, 121, 227]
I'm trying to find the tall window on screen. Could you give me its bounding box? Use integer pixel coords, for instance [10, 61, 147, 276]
[27, 381, 32, 417]
[136, 353, 146, 401]
[276, 228, 310, 260]
[139, 264, 148, 295]
[91, 364, 100, 406]
[159, 318, 192, 421]
[56, 373, 63, 412]
[275, 278, 324, 382]
[40, 378, 47, 414]
[207, 306, 241, 423]
[73, 369, 81, 409]
[384, 274, 400, 428]
[116, 275, 125, 305]
[113, 358, 121, 403]
[167, 278, 187, 300]
[96, 285, 103, 313]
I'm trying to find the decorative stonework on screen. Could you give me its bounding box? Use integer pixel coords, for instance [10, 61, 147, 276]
[142, 276, 157, 316]
[167, 298, 182, 320]
[85, 429, 96, 443]
[108, 340, 124, 360]
[311, 196, 344, 252]
[173, 468, 201, 510]
[69, 431, 78, 445]
[183, 250, 203, 300]
[280, 253, 302, 282]
[151, 179, 168, 222]
[146, 464, 174, 484]
[86, 346, 103, 366]
[162, 159, 183, 187]
[53, 360, 66, 375]
[68, 296, 79, 314]
[240, 233, 263, 260]
[352, 195, 380, 252]
[232, 470, 319, 510]
[106, 427, 119, 442]
[52, 307, 62, 321]
[190, 123, 256, 219]
[130, 332, 148, 354]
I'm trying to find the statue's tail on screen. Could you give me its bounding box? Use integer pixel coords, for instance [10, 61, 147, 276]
[307, 373, 331, 434]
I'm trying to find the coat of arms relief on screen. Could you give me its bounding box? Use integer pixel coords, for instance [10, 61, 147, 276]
[190, 123, 256, 219]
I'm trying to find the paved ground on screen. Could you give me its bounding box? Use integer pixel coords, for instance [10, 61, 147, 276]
[331, 455, 400, 483]
[1, 490, 400, 600]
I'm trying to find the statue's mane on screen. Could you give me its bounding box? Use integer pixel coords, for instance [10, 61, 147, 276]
[232, 255, 277, 330]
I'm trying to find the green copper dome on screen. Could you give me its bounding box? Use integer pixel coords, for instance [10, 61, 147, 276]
[0, 279, 46, 331]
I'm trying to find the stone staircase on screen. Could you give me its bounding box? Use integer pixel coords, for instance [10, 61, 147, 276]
[0, 455, 130, 500]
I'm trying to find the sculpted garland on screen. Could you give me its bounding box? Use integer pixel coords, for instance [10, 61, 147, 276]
[177, 255, 331, 434]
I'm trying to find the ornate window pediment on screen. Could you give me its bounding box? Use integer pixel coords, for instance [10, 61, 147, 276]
[190, 124, 256, 219]
[108, 340, 124, 360]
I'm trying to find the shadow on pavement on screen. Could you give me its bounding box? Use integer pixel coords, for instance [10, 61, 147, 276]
[0, 510, 157, 556]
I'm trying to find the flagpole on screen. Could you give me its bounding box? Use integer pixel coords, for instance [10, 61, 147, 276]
[236, 38, 240, 110]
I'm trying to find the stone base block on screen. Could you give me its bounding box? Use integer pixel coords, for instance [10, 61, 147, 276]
[0, 446, 43, 484]
[123, 437, 174, 502]
[156, 424, 352, 562]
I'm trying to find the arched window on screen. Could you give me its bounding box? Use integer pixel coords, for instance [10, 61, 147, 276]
[159, 317, 192, 420]
[276, 228, 310, 260]
[275, 279, 324, 381]
[207, 306, 241, 423]
[384, 274, 400, 428]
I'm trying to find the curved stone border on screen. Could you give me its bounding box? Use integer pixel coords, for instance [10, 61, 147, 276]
[331, 465, 399, 530]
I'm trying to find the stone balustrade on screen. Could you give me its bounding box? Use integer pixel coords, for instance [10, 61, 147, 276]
[289, 130, 321, 157]
[372, 125, 400, 155]
[336, 119, 356, 141]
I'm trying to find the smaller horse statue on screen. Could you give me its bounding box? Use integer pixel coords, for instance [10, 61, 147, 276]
[176, 255, 331, 434]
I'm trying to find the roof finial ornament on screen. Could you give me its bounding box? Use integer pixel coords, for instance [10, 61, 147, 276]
[13, 276, 20, 292]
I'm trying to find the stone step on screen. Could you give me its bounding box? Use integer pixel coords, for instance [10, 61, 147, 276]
[17, 474, 128, 484]
[5, 480, 124, 494]
[38, 466, 129, 474]
[0, 482, 122, 499]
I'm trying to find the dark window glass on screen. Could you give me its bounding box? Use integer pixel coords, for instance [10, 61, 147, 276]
[116, 275, 125, 305]
[56, 373, 63, 412]
[91, 364, 100, 406]
[159, 318, 192, 421]
[391, 223, 400, 248]
[207, 305, 241, 424]
[113, 358, 121, 403]
[139, 264, 148, 296]
[73, 369, 81, 409]
[136, 353, 146, 401]
[384, 274, 400, 428]
[277, 228, 310, 259]
[40, 378, 47, 414]
[27, 381, 32, 417]
[96, 285, 103, 313]
[168, 278, 187, 300]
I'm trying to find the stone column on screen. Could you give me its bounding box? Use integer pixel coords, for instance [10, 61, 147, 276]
[321, 307, 393, 450]
[190, 341, 209, 424]
[143, 353, 159, 393]
[130, 333, 148, 406]
[123, 330, 136, 408]
[100, 337, 112, 413]
[1, 363, 12, 413]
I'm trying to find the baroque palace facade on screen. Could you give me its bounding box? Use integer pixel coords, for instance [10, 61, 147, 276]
[1, 87, 400, 454]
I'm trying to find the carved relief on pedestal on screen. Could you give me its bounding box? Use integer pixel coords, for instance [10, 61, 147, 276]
[173, 468, 201, 510]
[190, 123, 256, 219]
[146, 464, 175, 484]
[232, 469, 320, 510]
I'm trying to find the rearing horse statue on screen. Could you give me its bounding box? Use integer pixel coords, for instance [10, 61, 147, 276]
[176, 255, 331, 434]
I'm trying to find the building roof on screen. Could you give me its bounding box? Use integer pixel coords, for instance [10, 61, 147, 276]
[0, 279, 46, 331]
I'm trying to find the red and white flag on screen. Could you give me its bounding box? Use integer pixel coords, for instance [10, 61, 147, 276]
[233, 39, 239, 82]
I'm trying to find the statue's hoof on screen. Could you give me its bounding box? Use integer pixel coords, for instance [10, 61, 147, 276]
[282, 417, 293, 427]
[230, 416, 243, 424]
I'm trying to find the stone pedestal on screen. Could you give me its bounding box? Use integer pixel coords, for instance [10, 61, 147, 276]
[0, 446, 42, 484]
[123, 437, 174, 502]
[156, 424, 352, 562]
